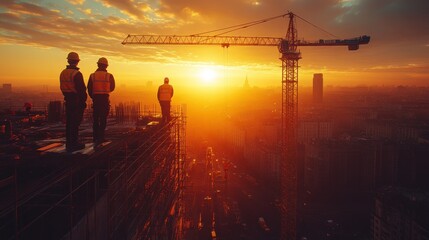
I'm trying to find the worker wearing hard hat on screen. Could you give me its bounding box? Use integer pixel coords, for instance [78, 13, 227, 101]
[157, 77, 174, 124]
[59, 52, 87, 152]
[87, 57, 115, 145]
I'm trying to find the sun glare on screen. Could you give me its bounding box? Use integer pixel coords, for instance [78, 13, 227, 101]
[199, 67, 218, 85]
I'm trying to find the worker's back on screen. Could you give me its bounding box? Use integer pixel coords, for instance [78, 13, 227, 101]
[158, 83, 173, 101]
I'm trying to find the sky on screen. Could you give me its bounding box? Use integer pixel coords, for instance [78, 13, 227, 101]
[0, 0, 428, 88]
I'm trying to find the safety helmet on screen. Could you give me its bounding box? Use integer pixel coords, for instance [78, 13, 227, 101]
[164, 77, 169, 83]
[97, 57, 108, 66]
[67, 52, 80, 61]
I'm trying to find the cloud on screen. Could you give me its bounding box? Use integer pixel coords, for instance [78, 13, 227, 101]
[98, 0, 150, 20]
[83, 8, 91, 15]
[331, 0, 429, 42]
[67, 0, 85, 5]
[0, 0, 428, 76]
[0, 1, 144, 58]
[0, 0, 56, 16]
[369, 63, 429, 72]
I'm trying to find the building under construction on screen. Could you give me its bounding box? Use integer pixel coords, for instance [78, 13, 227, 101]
[0, 102, 186, 240]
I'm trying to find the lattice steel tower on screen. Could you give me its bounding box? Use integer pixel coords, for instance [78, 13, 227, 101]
[279, 13, 301, 240]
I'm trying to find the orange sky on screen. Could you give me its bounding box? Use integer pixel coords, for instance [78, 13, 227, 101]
[0, 0, 428, 88]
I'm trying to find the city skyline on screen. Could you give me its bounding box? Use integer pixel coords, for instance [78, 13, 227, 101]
[1, 0, 428, 88]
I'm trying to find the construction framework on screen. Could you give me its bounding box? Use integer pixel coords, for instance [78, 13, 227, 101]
[0, 107, 187, 240]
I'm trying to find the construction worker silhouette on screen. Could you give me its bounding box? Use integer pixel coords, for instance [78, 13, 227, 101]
[88, 57, 115, 145]
[60, 52, 87, 152]
[157, 77, 174, 124]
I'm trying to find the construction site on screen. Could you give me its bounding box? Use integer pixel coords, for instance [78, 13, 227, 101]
[3, 1, 429, 238]
[122, 12, 370, 240]
[0, 102, 187, 240]
[0, 11, 373, 240]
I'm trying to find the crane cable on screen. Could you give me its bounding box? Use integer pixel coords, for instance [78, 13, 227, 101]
[293, 13, 339, 38]
[191, 11, 339, 39]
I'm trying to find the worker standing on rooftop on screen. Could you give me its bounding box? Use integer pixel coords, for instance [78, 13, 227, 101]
[157, 77, 174, 124]
[60, 52, 87, 152]
[87, 57, 115, 145]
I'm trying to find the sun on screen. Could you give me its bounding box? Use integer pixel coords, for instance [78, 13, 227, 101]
[199, 67, 218, 85]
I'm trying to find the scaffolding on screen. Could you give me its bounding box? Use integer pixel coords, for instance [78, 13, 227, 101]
[0, 105, 187, 240]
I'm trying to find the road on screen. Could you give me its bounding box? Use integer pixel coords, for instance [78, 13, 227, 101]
[183, 149, 280, 240]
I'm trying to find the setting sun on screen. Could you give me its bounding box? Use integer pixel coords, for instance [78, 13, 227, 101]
[199, 67, 218, 85]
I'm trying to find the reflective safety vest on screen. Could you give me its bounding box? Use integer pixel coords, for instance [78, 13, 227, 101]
[158, 84, 173, 101]
[91, 71, 111, 95]
[60, 69, 79, 93]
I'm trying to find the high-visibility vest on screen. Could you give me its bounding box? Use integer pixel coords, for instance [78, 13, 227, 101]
[91, 71, 111, 95]
[60, 69, 79, 93]
[158, 84, 173, 101]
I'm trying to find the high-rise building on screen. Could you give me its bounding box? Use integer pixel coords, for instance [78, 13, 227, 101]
[313, 73, 323, 105]
[372, 187, 429, 240]
[2, 83, 12, 93]
[243, 76, 250, 89]
[298, 119, 332, 144]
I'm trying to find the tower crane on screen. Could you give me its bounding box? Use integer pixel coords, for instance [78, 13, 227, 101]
[122, 12, 370, 240]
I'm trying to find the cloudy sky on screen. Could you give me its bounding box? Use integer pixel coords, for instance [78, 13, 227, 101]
[0, 0, 428, 88]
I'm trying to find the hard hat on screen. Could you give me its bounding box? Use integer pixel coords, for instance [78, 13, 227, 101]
[164, 77, 169, 83]
[97, 57, 108, 66]
[67, 52, 80, 61]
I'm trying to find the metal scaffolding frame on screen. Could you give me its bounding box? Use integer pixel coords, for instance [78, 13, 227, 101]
[0, 108, 186, 240]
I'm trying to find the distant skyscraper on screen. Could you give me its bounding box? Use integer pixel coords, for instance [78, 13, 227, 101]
[313, 73, 323, 105]
[243, 76, 250, 89]
[2, 83, 12, 93]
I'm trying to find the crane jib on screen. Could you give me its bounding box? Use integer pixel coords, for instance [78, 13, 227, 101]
[122, 34, 370, 50]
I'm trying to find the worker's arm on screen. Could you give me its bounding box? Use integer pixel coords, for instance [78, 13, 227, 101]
[171, 86, 174, 98]
[110, 74, 116, 92]
[87, 75, 93, 99]
[74, 72, 87, 106]
[157, 87, 160, 101]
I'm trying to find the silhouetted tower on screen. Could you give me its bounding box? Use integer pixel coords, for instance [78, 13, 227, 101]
[278, 13, 300, 240]
[243, 76, 250, 89]
[313, 73, 323, 105]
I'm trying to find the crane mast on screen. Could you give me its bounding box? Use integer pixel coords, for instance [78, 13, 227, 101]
[280, 12, 300, 240]
[122, 12, 369, 240]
